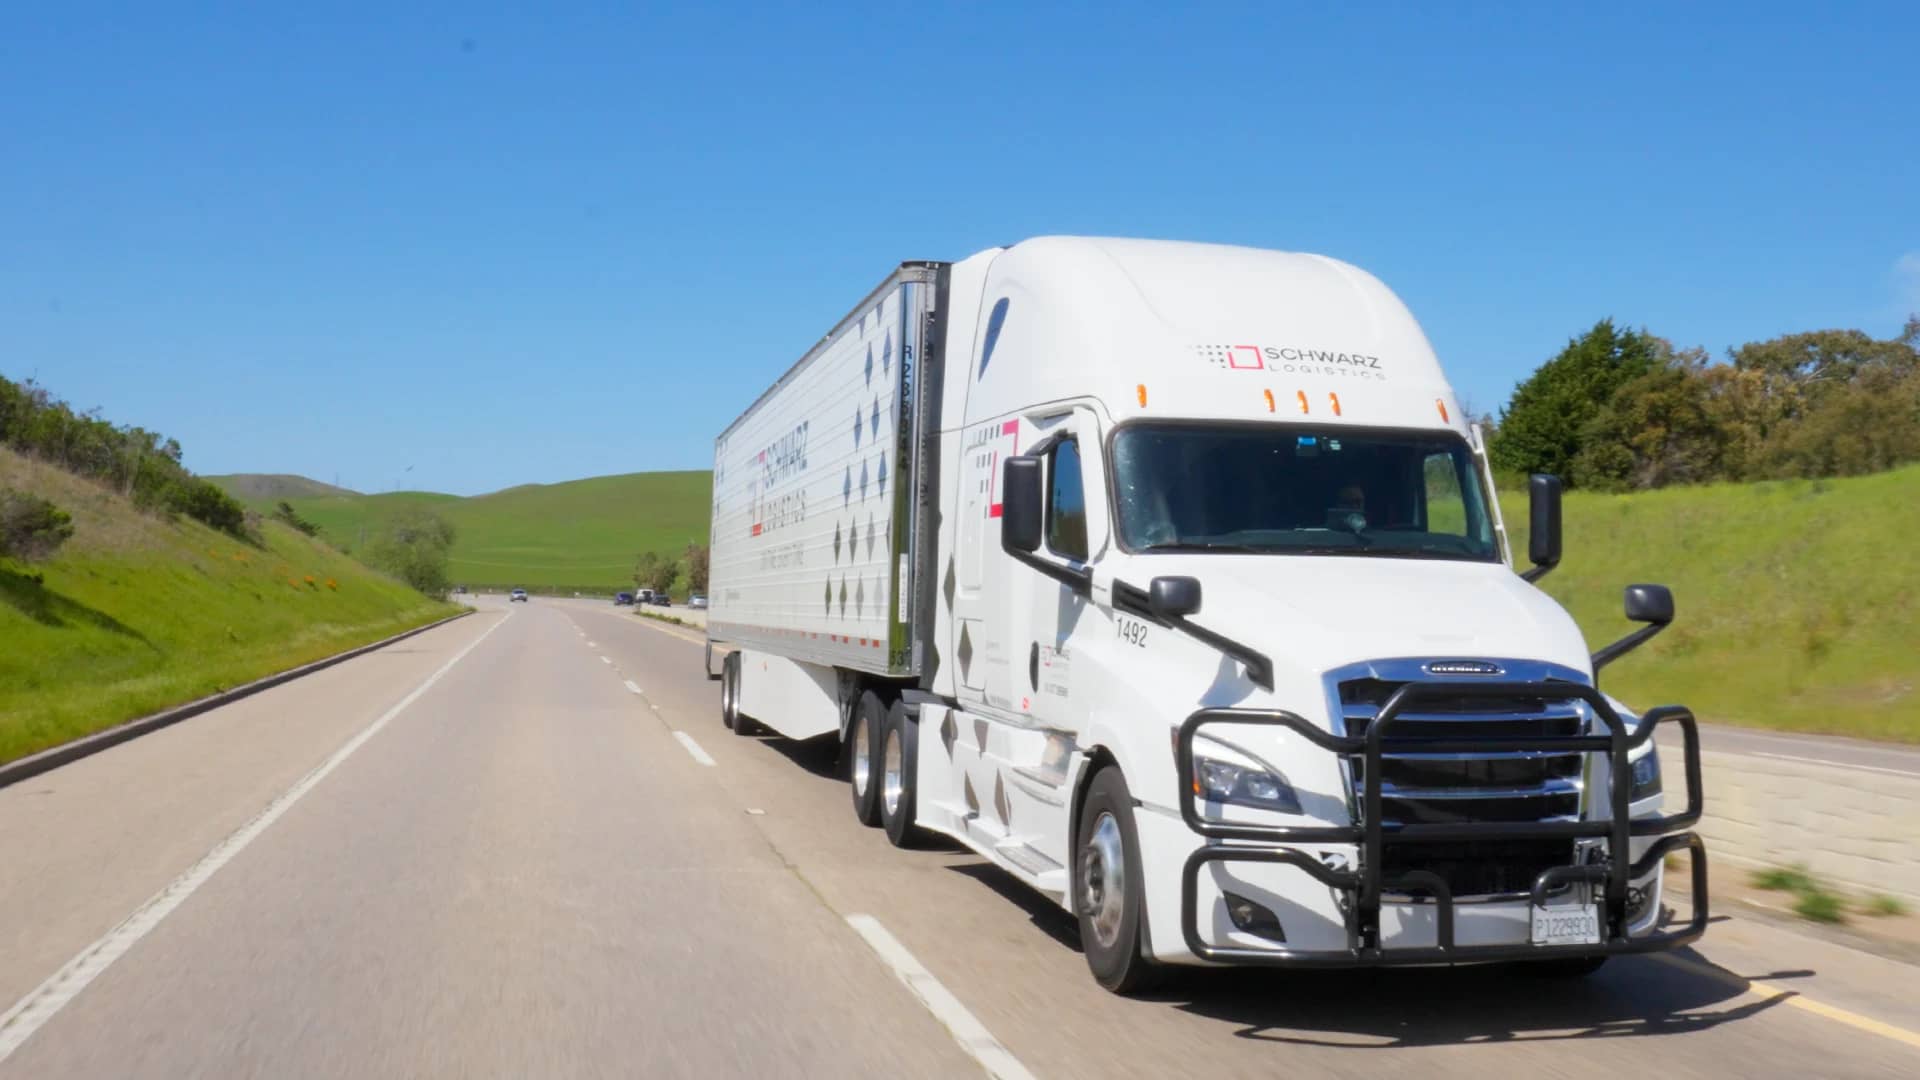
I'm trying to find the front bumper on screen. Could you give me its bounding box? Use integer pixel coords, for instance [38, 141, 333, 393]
[1172, 681, 1708, 967]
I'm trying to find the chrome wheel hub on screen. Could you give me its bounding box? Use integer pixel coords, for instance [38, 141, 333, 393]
[882, 726, 904, 817]
[1079, 812, 1126, 948]
[852, 715, 871, 795]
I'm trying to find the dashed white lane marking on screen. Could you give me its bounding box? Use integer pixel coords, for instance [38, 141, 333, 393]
[623, 680, 643, 695]
[845, 914, 1036, 1080]
[672, 731, 716, 767]
[586, 640, 598, 647]
[0, 612, 513, 1064]
[600, 656, 612, 665]
[1749, 750, 1918, 779]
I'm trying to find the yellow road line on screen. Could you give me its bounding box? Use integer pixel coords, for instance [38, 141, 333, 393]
[1650, 954, 1920, 1052]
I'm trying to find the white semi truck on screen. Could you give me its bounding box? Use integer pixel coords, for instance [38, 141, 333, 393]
[705, 237, 1706, 991]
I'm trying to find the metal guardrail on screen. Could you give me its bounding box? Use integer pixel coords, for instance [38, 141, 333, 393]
[1173, 683, 1707, 966]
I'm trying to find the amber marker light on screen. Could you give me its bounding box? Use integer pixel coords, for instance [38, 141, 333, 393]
[1263, 389, 1276, 413]
[1296, 390, 1310, 414]
[1436, 398, 1450, 423]
[1137, 383, 1148, 407]
[1329, 392, 1343, 416]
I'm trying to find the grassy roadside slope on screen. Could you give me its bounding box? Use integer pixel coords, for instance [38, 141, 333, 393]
[1501, 464, 1920, 742]
[1, 450, 458, 765]
[222, 470, 711, 590]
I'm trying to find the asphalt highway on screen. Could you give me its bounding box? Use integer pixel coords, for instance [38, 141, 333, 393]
[2, 596, 1916, 1078]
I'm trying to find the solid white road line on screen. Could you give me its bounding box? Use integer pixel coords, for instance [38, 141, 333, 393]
[844, 914, 1036, 1080]
[623, 680, 643, 695]
[1749, 750, 1918, 779]
[0, 611, 513, 1065]
[672, 731, 716, 767]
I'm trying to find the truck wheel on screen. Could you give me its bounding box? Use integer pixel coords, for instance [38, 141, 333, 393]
[848, 691, 885, 827]
[1075, 766, 1160, 994]
[721, 652, 752, 735]
[880, 702, 924, 848]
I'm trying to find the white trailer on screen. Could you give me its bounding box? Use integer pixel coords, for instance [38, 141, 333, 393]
[707, 237, 1707, 992]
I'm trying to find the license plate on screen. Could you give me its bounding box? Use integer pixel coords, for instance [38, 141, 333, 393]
[1530, 904, 1601, 947]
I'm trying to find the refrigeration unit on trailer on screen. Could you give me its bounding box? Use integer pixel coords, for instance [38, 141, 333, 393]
[706, 237, 1708, 992]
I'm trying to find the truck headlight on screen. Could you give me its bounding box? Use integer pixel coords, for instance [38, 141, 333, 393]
[1193, 756, 1302, 814]
[1629, 748, 1662, 801]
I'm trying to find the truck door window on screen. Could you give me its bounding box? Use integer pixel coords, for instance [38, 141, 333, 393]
[1423, 451, 1469, 536]
[1047, 438, 1089, 561]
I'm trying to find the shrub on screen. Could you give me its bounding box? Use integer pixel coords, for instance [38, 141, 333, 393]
[0, 488, 76, 562]
[168, 478, 249, 538]
[362, 508, 456, 597]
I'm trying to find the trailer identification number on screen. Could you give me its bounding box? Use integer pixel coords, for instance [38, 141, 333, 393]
[1116, 616, 1149, 648]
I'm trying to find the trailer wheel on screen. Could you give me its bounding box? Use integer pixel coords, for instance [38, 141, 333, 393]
[720, 652, 752, 735]
[1074, 766, 1160, 994]
[848, 690, 885, 827]
[880, 702, 924, 848]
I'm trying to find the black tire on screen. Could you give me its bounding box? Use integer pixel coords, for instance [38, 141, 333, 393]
[848, 690, 885, 827]
[721, 652, 753, 735]
[1074, 766, 1161, 993]
[880, 702, 925, 848]
[1520, 955, 1608, 978]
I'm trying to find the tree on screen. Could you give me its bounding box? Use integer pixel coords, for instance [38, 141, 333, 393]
[1490, 320, 1661, 483]
[0, 489, 75, 562]
[682, 542, 709, 593]
[271, 500, 322, 537]
[363, 509, 455, 596]
[1571, 362, 1725, 490]
[1730, 328, 1918, 387]
[632, 551, 677, 594]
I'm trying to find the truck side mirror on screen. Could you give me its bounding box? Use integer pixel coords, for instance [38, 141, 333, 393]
[1148, 575, 1202, 620]
[1593, 584, 1676, 673]
[1000, 456, 1043, 554]
[1521, 473, 1562, 583]
[1623, 583, 1674, 626]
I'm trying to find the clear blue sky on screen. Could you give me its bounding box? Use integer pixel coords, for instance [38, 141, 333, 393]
[4, 3, 1915, 495]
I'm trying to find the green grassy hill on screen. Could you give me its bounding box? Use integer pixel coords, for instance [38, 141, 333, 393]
[222, 470, 712, 591]
[1, 449, 457, 765]
[1502, 464, 1920, 742]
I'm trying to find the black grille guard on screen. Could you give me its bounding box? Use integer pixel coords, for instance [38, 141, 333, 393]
[1174, 681, 1708, 966]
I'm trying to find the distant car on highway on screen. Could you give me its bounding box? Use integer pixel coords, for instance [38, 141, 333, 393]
[650, 592, 672, 607]
[614, 592, 634, 605]
[687, 593, 708, 609]
[509, 588, 528, 603]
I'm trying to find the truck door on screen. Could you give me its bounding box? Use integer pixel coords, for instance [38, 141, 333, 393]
[1016, 410, 1109, 735]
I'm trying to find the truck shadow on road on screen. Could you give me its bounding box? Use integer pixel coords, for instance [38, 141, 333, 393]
[945, 853, 1799, 1048]
[1165, 952, 1797, 1048]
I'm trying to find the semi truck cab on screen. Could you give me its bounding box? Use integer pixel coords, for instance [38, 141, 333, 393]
[707, 237, 1706, 992]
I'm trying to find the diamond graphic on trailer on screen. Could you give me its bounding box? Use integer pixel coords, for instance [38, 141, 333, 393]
[881, 330, 892, 378]
[853, 409, 862, 448]
[864, 344, 873, 388]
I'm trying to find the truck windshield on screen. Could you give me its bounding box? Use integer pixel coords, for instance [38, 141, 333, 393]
[1111, 424, 1499, 561]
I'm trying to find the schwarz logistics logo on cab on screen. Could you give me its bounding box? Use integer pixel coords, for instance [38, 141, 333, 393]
[1194, 344, 1388, 381]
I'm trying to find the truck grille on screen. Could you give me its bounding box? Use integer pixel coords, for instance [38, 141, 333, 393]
[1341, 676, 1587, 898]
